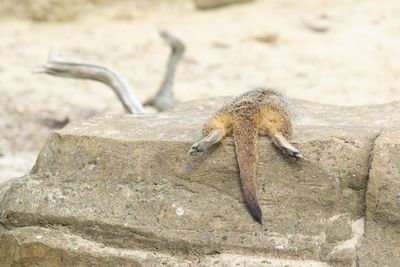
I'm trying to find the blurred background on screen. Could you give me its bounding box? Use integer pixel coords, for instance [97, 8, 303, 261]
[1, 0, 399, 181]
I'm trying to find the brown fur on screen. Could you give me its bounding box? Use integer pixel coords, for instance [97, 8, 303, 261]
[189, 88, 302, 223]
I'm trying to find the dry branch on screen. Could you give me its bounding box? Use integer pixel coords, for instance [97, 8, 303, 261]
[34, 51, 145, 114]
[144, 31, 185, 111]
[35, 31, 185, 113]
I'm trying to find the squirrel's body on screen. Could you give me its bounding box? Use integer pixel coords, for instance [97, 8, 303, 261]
[189, 88, 302, 223]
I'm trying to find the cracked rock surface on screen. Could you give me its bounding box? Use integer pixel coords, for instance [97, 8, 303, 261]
[0, 99, 399, 267]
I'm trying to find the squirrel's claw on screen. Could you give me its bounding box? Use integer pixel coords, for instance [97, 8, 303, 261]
[285, 147, 303, 160]
[272, 133, 303, 161]
[189, 130, 224, 156]
[188, 142, 204, 156]
[292, 151, 303, 161]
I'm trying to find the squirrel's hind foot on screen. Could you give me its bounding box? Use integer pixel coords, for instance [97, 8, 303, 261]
[188, 141, 207, 156]
[272, 133, 303, 160]
[189, 129, 225, 156]
[285, 147, 303, 160]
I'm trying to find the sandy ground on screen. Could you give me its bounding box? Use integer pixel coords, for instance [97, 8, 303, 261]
[1, 0, 400, 182]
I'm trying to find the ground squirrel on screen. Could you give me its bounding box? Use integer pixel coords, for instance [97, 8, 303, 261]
[188, 88, 302, 223]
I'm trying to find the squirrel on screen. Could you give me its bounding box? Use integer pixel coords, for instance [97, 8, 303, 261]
[188, 88, 302, 223]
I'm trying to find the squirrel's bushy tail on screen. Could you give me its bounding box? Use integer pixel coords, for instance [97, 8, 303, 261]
[233, 118, 262, 223]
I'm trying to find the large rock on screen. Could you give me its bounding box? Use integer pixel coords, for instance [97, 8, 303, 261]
[0, 99, 399, 266]
[358, 129, 400, 267]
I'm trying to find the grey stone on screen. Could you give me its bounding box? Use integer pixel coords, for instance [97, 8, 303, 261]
[0, 0, 115, 21]
[0, 227, 329, 267]
[0, 98, 399, 266]
[358, 129, 400, 267]
[193, 0, 255, 10]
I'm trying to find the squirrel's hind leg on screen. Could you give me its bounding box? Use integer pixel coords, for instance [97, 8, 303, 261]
[189, 115, 232, 156]
[188, 129, 225, 156]
[272, 133, 303, 160]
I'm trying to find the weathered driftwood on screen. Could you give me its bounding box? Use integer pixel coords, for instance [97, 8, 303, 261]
[34, 51, 145, 114]
[144, 31, 185, 111]
[35, 31, 185, 113]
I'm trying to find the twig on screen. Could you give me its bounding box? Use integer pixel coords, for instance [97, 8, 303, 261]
[34, 51, 145, 114]
[144, 31, 185, 111]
